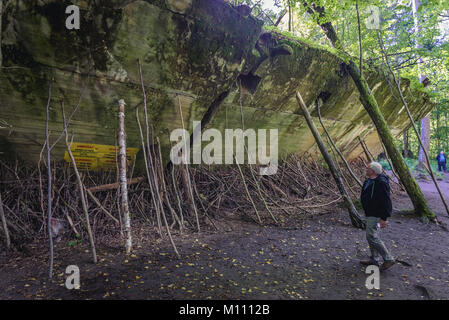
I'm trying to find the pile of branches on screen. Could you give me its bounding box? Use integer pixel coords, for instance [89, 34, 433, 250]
[0, 153, 395, 252]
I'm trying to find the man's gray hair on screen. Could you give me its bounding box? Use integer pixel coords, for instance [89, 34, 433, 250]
[369, 161, 383, 175]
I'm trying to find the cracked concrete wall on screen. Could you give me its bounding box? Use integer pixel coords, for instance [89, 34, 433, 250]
[0, 0, 432, 165]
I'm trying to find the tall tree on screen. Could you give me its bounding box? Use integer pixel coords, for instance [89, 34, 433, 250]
[118, 99, 132, 254]
[0, 0, 3, 67]
[0, 0, 3, 68]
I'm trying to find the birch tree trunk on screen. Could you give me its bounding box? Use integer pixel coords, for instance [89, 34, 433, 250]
[0, 193, 11, 250]
[45, 83, 54, 279]
[296, 92, 365, 229]
[436, 108, 441, 151]
[316, 100, 362, 187]
[0, 0, 3, 67]
[66, 144, 98, 263]
[62, 104, 97, 263]
[412, 0, 431, 169]
[444, 112, 449, 151]
[288, 5, 292, 31]
[403, 129, 409, 158]
[118, 99, 132, 254]
[418, 115, 431, 170]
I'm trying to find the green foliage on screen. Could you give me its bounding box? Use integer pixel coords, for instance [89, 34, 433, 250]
[263, 0, 448, 172]
[279, 0, 448, 107]
[378, 157, 446, 179]
[67, 234, 82, 247]
[67, 239, 82, 247]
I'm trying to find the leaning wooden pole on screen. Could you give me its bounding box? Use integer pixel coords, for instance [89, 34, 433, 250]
[316, 101, 362, 187]
[296, 91, 365, 229]
[45, 83, 54, 279]
[380, 141, 405, 191]
[66, 145, 98, 263]
[376, 32, 449, 217]
[118, 99, 132, 254]
[357, 137, 373, 163]
[156, 137, 181, 258]
[0, 0, 3, 67]
[176, 95, 200, 232]
[0, 193, 11, 250]
[62, 102, 97, 263]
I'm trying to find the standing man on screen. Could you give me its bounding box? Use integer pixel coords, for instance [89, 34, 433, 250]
[436, 150, 446, 173]
[360, 162, 395, 271]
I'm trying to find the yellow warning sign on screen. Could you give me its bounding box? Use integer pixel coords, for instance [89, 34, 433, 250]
[64, 143, 139, 170]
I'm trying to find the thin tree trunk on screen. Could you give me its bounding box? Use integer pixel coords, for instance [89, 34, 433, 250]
[444, 112, 449, 152]
[85, 188, 119, 224]
[118, 99, 132, 254]
[67, 148, 98, 264]
[358, 136, 373, 163]
[436, 107, 440, 151]
[235, 158, 262, 224]
[176, 95, 200, 232]
[296, 91, 365, 229]
[88, 177, 145, 193]
[417, 115, 430, 170]
[45, 83, 54, 279]
[274, 9, 287, 27]
[238, 83, 277, 223]
[316, 100, 362, 187]
[380, 141, 405, 191]
[136, 107, 163, 237]
[376, 30, 449, 218]
[355, 1, 362, 76]
[136, 60, 163, 237]
[288, 4, 292, 31]
[403, 129, 409, 158]
[179, 158, 195, 216]
[303, 1, 434, 219]
[0, 0, 3, 67]
[115, 129, 124, 237]
[156, 137, 181, 258]
[412, 0, 430, 170]
[149, 126, 170, 240]
[0, 193, 11, 250]
[62, 103, 97, 263]
[156, 137, 182, 230]
[416, 121, 421, 156]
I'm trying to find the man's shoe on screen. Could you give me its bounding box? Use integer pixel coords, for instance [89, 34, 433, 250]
[380, 260, 396, 271]
[360, 260, 379, 266]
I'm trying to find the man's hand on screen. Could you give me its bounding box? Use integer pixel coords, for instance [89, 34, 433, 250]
[379, 219, 387, 228]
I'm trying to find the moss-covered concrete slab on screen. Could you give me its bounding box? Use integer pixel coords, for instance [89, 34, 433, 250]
[0, 0, 432, 165]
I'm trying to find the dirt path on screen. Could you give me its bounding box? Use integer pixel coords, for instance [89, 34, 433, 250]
[1, 179, 448, 300]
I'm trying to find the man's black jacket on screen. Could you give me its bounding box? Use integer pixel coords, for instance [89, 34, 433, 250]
[436, 153, 446, 164]
[360, 173, 392, 221]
